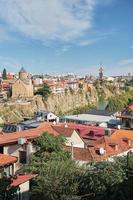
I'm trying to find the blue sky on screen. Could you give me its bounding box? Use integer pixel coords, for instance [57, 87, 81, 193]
[0, 0, 133, 76]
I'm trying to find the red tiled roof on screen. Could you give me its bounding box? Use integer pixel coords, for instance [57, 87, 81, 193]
[65, 134, 133, 162]
[0, 122, 59, 145]
[11, 175, 35, 186]
[51, 125, 75, 137]
[66, 146, 93, 161]
[61, 123, 115, 143]
[88, 135, 133, 161]
[0, 154, 17, 166]
[64, 123, 108, 136]
[111, 129, 133, 140]
[38, 123, 60, 136]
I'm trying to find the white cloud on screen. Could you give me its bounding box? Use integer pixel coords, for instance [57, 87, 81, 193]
[0, 0, 96, 42]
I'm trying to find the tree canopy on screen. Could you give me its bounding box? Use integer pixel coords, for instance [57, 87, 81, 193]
[28, 133, 80, 200]
[35, 83, 52, 100]
[27, 132, 133, 200]
[0, 175, 18, 200]
[107, 91, 133, 112]
[2, 68, 7, 80]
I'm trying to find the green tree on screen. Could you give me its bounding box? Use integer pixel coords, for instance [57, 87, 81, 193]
[28, 133, 80, 200]
[27, 133, 133, 200]
[28, 132, 70, 173]
[78, 160, 126, 200]
[31, 160, 79, 200]
[2, 68, 7, 80]
[0, 175, 18, 200]
[35, 83, 52, 100]
[107, 90, 133, 112]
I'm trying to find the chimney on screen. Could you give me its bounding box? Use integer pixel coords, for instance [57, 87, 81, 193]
[109, 143, 118, 151]
[123, 138, 131, 147]
[89, 130, 95, 136]
[128, 140, 131, 147]
[64, 123, 68, 128]
[105, 128, 111, 136]
[16, 125, 22, 132]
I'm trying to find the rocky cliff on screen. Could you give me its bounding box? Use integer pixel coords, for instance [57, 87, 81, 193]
[0, 84, 114, 124]
[35, 91, 96, 114]
[0, 90, 96, 124]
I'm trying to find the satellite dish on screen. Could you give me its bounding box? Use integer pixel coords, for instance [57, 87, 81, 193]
[99, 147, 105, 155]
[117, 125, 121, 130]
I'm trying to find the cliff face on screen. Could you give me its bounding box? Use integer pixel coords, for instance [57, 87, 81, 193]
[0, 91, 96, 124]
[34, 91, 96, 114]
[0, 83, 114, 124]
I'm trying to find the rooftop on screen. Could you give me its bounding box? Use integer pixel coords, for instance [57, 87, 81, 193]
[11, 174, 35, 186]
[63, 114, 117, 124]
[111, 129, 133, 140]
[51, 125, 75, 137]
[0, 154, 17, 166]
[66, 134, 133, 162]
[0, 122, 59, 145]
[86, 109, 115, 116]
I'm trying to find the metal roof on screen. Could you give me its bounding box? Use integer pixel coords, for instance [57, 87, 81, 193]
[64, 114, 117, 124]
[86, 109, 114, 116]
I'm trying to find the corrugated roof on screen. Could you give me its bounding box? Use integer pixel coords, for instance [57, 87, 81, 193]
[64, 114, 116, 123]
[86, 109, 114, 116]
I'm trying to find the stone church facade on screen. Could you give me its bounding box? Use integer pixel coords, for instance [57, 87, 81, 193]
[12, 68, 33, 98]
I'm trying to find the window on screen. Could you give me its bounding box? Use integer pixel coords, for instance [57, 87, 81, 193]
[0, 146, 3, 154]
[19, 151, 27, 164]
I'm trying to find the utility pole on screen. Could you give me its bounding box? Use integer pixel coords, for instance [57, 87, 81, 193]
[71, 142, 74, 159]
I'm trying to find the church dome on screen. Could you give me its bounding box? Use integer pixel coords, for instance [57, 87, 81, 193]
[19, 67, 27, 73]
[19, 67, 28, 80]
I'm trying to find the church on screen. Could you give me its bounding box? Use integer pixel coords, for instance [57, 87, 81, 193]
[12, 68, 33, 98]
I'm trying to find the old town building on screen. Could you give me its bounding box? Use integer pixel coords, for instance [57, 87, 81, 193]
[12, 68, 33, 98]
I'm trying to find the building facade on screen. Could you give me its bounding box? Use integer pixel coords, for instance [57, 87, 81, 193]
[12, 68, 33, 98]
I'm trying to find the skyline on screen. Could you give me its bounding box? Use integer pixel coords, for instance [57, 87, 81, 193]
[0, 0, 133, 76]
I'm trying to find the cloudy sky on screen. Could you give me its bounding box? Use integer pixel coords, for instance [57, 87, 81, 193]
[0, 0, 133, 75]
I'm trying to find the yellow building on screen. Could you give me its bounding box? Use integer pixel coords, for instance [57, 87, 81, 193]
[12, 68, 33, 98]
